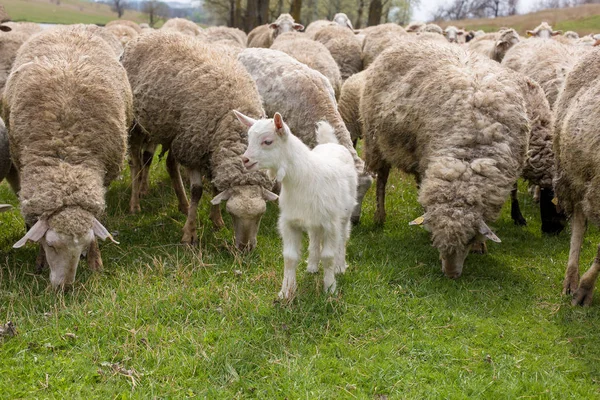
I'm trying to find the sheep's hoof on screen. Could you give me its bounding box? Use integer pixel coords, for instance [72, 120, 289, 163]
[88, 255, 104, 272]
[306, 263, 319, 274]
[374, 214, 386, 226]
[181, 232, 198, 246]
[572, 285, 594, 306]
[129, 204, 141, 214]
[563, 272, 580, 295]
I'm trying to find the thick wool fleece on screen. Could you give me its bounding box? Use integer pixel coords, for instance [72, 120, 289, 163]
[105, 24, 139, 47]
[122, 31, 271, 192]
[161, 18, 206, 38]
[2, 24, 131, 231]
[502, 38, 589, 108]
[105, 19, 142, 34]
[338, 70, 367, 142]
[271, 32, 342, 97]
[361, 41, 529, 254]
[313, 25, 363, 80]
[304, 20, 336, 39]
[361, 23, 408, 68]
[553, 48, 600, 222]
[205, 26, 247, 49]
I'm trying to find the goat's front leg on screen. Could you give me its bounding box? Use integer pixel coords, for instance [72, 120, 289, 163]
[321, 226, 339, 294]
[572, 244, 600, 306]
[165, 151, 189, 215]
[564, 204, 586, 295]
[182, 169, 203, 246]
[374, 164, 390, 225]
[307, 227, 322, 273]
[279, 222, 302, 300]
[87, 237, 103, 272]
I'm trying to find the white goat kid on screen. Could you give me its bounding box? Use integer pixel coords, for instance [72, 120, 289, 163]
[236, 111, 358, 299]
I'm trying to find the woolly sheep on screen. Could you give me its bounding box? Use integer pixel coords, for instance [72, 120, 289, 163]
[238, 112, 357, 299]
[304, 20, 336, 39]
[413, 31, 449, 44]
[405, 22, 425, 32]
[105, 19, 142, 34]
[205, 26, 247, 49]
[553, 48, 600, 306]
[247, 14, 304, 48]
[361, 41, 530, 278]
[468, 29, 520, 63]
[271, 32, 343, 98]
[333, 13, 353, 30]
[238, 48, 372, 224]
[465, 30, 485, 42]
[338, 70, 367, 145]
[444, 26, 465, 43]
[2, 24, 131, 289]
[0, 24, 43, 94]
[423, 23, 443, 35]
[122, 31, 276, 250]
[361, 23, 407, 68]
[161, 18, 206, 38]
[105, 24, 139, 47]
[563, 31, 579, 40]
[527, 21, 561, 38]
[313, 25, 363, 80]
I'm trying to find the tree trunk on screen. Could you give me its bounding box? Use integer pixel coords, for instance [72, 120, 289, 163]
[246, 0, 259, 31]
[235, 0, 242, 28]
[259, 0, 269, 25]
[229, 0, 235, 27]
[276, 0, 283, 18]
[367, 0, 382, 26]
[290, 0, 302, 23]
[355, 0, 364, 29]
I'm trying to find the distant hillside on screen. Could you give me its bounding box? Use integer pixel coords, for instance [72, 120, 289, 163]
[4, 0, 148, 25]
[437, 3, 600, 35]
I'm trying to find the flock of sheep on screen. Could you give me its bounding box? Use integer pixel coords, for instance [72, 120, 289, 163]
[1, 6, 600, 305]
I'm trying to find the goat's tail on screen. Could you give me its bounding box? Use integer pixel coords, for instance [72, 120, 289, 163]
[316, 121, 339, 145]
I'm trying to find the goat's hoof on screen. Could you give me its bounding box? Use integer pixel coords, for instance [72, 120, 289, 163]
[306, 263, 319, 274]
[324, 280, 337, 294]
[335, 264, 347, 274]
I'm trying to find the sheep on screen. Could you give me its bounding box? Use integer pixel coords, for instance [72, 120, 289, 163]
[465, 30, 485, 42]
[161, 18, 206, 38]
[247, 14, 304, 48]
[333, 13, 353, 30]
[468, 29, 520, 63]
[271, 32, 343, 98]
[3, 22, 42, 37]
[304, 20, 336, 39]
[361, 23, 407, 68]
[205, 26, 247, 49]
[0, 5, 11, 32]
[423, 23, 443, 35]
[122, 31, 276, 250]
[361, 41, 530, 279]
[105, 24, 139, 47]
[527, 21, 561, 38]
[105, 19, 142, 34]
[338, 70, 367, 146]
[563, 31, 579, 40]
[444, 26, 465, 43]
[553, 48, 600, 306]
[2, 24, 131, 289]
[238, 48, 372, 224]
[0, 24, 43, 94]
[413, 31, 450, 44]
[405, 22, 425, 32]
[313, 25, 363, 80]
[237, 111, 357, 299]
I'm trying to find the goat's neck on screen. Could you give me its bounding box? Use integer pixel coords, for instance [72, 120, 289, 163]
[276, 135, 313, 185]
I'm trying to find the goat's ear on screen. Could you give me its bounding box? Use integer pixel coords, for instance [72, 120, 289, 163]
[211, 189, 232, 205]
[526, 30, 534, 36]
[552, 30, 562, 36]
[262, 189, 279, 202]
[14, 219, 48, 248]
[269, 23, 278, 30]
[92, 217, 119, 244]
[293, 23, 304, 31]
[0, 204, 12, 213]
[233, 110, 256, 128]
[273, 112, 286, 136]
[479, 221, 501, 243]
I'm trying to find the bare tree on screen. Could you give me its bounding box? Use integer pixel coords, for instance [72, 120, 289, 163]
[111, 0, 127, 18]
[355, 0, 365, 28]
[290, 0, 302, 22]
[367, 0, 383, 26]
[142, 0, 170, 27]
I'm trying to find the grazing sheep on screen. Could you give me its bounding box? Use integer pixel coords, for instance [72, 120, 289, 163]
[105, 19, 142, 34]
[553, 48, 600, 305]
[105, 24, 139, 47]
[527, 21, 561, 38]
[304, 20, 336, 39]
[2, 25, 131, 289]
[361, 23, 407, 68]
[333, 13, 353, 30]
[444, 26, 465, 43]
[122, 31, 276, 250]
[271, 32, 343, 97]
[205, 26, 247, 49]
[313, 25, 363, 80]
[361, 41, 530, 278]
[238, 48, 372, 224]
[247, 14, 304, 48]
[338, 70, 367, 145]
[0, 24, 43, 94]
[161, 18, 205, 38]
[468, 29, 520, 63]
[238, 111, 357, 299]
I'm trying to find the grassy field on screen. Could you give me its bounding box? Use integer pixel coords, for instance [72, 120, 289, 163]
[1, 152, 600, 398]
[438, 3, 600, 35]
[4, 0, 149, 24]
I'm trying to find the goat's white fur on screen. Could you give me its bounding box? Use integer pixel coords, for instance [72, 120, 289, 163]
[237, 110, 358, 299]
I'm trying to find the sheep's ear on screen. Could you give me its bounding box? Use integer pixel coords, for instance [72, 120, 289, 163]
[14, 219, 48, 248]
[552, 30, 562, 36]
[0, 25, 11, 32]
[457, 31, 464, 35]
[526, 30, 534, 36]
[92, 217, 119, 244]
[594, 39, 600, 47]
[0, 204, 12, 213]
[293, 23, 304, 31]
[345, 20, 353, 30]
[409, 215, 424, 226]
[479, 221, 501, 243]
[211, 189, 232, 205]
[262, 189, 278, 202]
[233, 110, 256, 128]
[269, 23, 278, 30]
[273, 112, 286, 136]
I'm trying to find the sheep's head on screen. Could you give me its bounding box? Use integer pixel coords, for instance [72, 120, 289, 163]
[269, 13, 304, 39]
[211, 185, 277, 251]
[13, 209, 116, 290]
[493, 29, 520, 62]
[444, 26, 464, 43]
[527, 22, 561, 39]
[333, 13, 353, 30]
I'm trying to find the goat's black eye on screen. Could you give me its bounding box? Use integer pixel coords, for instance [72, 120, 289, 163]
[263, 140, 273, 146]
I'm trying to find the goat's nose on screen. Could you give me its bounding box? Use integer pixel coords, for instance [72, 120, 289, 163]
[242, 156, 249, 165]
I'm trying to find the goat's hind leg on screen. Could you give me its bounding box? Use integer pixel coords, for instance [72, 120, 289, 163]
[307, 227, 322, 274]
[335, 217, 351, 274]
[321, 226, 340, 294]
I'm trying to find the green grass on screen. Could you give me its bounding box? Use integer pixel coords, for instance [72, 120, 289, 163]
[1, 153, 600, 398]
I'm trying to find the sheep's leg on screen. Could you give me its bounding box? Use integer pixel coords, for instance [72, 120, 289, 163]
[335, 217, 351, 274]
[279, 222, 302, 300]
[563, 204, 587, 295]
[139, 144, 156, 196]
[510, 184, 527, 226]
[5, 163, 19, 194]
[129, 147, 143, 214]
[572, 244, 600, 306]
[321, 227, 338, 294]
[306, 227, 322, 274]
[181, 170, 203, 246]
[210, 186, 225, 230]
[87, 237, 103, 272]
[35, 245, 47, 274]
[165, 151, 189, 215]
[374, 164, 391, 225]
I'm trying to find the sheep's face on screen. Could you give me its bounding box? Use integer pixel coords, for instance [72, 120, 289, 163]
[526, 22, 561, 38]
[269, 15, 304, 39]
[444, 27, 463, 43]
[211, 185, 278, 251]
[333, 13, 353, 29]
[42, 229, 94, 290]
[440, 246, 470, 279]
[238, 111, 288, 174]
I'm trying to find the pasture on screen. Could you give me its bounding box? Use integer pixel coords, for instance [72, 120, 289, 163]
[1, 153, 600, 398]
